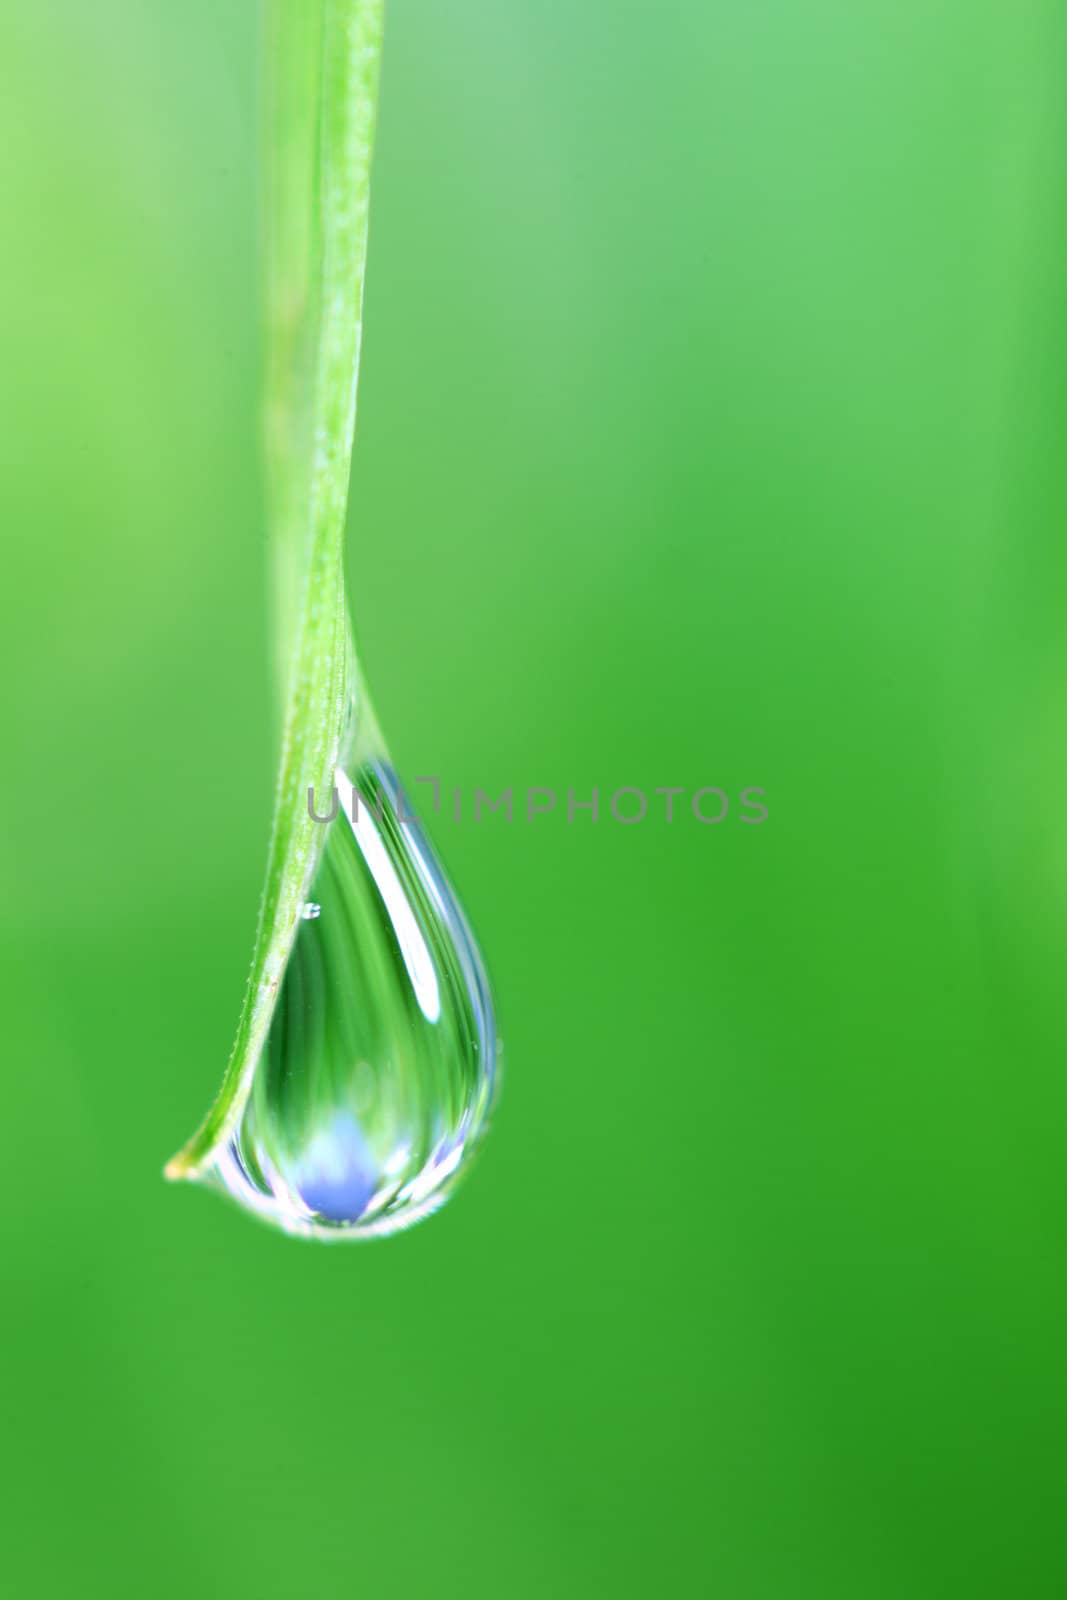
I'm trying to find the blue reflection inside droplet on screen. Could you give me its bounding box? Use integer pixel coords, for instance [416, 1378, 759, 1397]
[293, 1113, 379, 1222]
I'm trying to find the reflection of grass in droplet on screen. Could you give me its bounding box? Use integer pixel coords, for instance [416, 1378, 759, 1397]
[215, 765, 497, 1238]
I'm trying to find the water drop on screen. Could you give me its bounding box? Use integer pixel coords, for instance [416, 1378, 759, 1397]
[203, 755, 499, 1239]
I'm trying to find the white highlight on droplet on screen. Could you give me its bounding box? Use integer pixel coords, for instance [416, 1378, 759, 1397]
[336, 766, 442, 1023]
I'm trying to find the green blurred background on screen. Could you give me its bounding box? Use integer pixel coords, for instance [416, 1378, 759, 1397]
[3, 1, 1067, 1594]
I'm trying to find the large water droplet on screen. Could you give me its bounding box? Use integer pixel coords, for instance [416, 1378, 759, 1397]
[205, 760, 499, 1239]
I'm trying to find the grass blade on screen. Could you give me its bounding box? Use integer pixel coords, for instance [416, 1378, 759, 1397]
[166, 0, 385, 1179]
